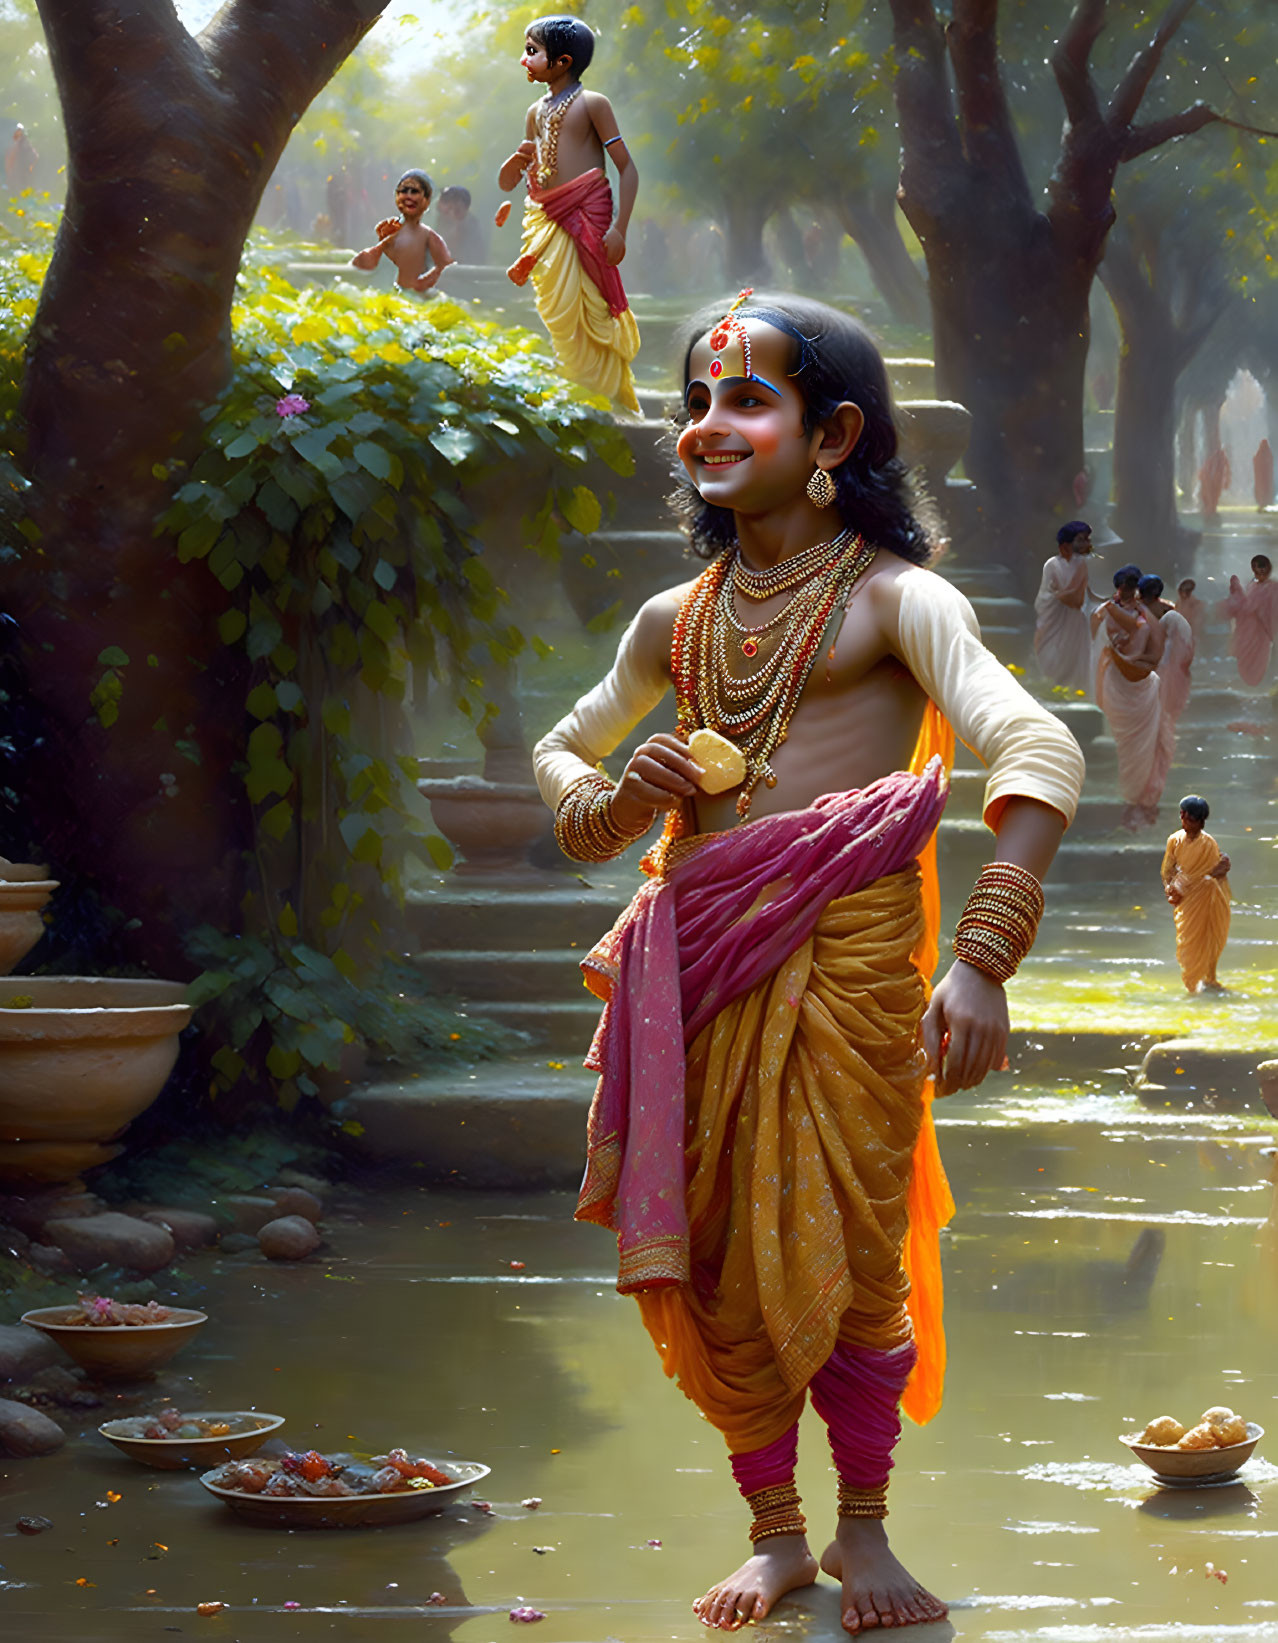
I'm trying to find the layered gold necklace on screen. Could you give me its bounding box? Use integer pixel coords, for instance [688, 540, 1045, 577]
[671, 533, 877, 817]
[535, 85, 582, 184]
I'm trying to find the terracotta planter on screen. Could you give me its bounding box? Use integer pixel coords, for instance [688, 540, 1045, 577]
[0, 977, 192, 1185]
[0, 875, 57, 974]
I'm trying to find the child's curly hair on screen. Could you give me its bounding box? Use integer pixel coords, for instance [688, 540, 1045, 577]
[669, 292, 935, 566]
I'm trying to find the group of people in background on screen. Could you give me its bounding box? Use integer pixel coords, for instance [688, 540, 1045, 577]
[1035, 525, 1274, 834]
[1034, 522, 1251, 993]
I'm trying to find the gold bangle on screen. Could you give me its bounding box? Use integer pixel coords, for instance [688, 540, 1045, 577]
[553, 773, 654, 863]
[953, 861, 1044, 983]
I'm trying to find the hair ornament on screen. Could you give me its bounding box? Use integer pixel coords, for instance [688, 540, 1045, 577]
[708, 288, 754, 381]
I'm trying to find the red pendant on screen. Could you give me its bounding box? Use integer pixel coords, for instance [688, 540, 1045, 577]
[741, 638, 758, 658]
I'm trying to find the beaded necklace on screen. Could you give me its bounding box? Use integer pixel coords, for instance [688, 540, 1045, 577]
[535, 84, 582, 184]
[671, 534, 877, 817]
[733, 528, 853, 601]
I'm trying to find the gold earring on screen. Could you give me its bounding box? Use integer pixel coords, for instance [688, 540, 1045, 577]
[806, 467, 836, 508]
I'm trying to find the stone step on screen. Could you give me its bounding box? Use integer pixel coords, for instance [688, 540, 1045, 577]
[479, 998, 604, 1053]
[333, 1037, 1274, 1187]
[412, 948, 596, 1003]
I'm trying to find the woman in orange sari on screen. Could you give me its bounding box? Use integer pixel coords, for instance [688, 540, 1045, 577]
[1161, 795, 1230, 992]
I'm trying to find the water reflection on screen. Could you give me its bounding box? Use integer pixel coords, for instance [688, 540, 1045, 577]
[1, 1092, 1275, 1639]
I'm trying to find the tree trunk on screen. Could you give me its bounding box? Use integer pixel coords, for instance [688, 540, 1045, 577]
[13, 0, 388, 975]
[923, 192, 1092, 584]
[835, 184, 929, 326]
[721, 196, 770, 286]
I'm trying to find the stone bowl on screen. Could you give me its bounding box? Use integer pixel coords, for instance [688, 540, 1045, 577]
[199, 1456, 491, 1529]
[1122, 1422, 1263, 1482]
[0, 977, 192, 1186]
[0, 877, 57, 974]
[20, 1306, 208, 1379]
[99, 1410, 285, 1470]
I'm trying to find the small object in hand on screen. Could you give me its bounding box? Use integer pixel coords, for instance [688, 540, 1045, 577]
[686, 728, 746, 794]
[495, 201, 512, 228]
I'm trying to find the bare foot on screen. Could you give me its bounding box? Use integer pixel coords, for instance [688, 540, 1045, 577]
[692, 1532, 819, 1630]
[820, 1518, 947, 1633]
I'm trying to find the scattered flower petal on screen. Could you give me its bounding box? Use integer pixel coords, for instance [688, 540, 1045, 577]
[510, 1260, 526, 1271]
[283, 1601, 300, 1610]
[275, 394, 310, 418]
[521, 1497, 542, 1509]
[196, 1600, 227, 1616]
[426, 1592, 447, 1606]
[472, 1500, 493, 1514]
[510, 1606, 545, 1623]
[646, 1538, 662, 1548]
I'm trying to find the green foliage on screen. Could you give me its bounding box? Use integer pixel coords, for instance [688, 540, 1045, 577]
[152, 258, 628, 1097]
[0, 205, 628, 1105]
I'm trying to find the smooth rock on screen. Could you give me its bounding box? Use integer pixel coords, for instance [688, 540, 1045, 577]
[140, 1208, 220, 1252]
[214, 1195, 281, 1235]
[0, 1324, 59, 1382]
[257, 1216, 321, 1261]
[27, 1242, 73, 1274]
[274, 1169, 330, 1198]
[0, 1188, 102, 1237]
[0, 1396, 65, 1456]
[267, 1186, 322, 1224]
[43, 1212, 175, 1274]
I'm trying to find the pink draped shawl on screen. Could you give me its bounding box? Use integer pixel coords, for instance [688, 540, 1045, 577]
[575, 762, 949, 1291]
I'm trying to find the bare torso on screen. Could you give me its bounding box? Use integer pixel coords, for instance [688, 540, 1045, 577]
[525, 90, 610, 189]
[632, 551, 929, 834]
[380, 221, 448, 286]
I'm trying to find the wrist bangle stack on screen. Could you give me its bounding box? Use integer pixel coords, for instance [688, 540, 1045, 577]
[553, 773, 654, 863]
[952, 861, 1045, 984]
[745, 1481, 807, 1543]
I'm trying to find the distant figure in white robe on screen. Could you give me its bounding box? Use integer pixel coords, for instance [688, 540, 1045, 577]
[1034, 520, 1094, 691]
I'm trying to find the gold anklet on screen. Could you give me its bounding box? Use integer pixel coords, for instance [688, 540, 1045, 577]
[837, 1482, 888, 1520]
[745, 1481, 807, 1543]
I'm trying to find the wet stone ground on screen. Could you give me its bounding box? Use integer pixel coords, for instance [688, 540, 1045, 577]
[1, 1087, 1276, 1643]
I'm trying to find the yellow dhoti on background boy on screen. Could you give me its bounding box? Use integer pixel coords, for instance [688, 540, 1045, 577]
[509, 170, 640, 413]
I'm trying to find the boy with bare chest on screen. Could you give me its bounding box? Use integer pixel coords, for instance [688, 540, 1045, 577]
[535, 294, 1084, 1634]
[498, 16, 640, 412]
[350, 170, 454, 294]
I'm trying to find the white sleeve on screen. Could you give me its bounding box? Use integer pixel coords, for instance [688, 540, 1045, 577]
[532, 613, 672, 810]
[897, 567, 1086, 828]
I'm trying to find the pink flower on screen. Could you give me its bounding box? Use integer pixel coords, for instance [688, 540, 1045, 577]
[275, 394, 310, 418]
[510, 1607, 545, 1623]
[283, 1602, 300, 1611]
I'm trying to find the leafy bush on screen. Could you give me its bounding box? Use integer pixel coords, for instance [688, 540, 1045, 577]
[2, 211, 632, 1108]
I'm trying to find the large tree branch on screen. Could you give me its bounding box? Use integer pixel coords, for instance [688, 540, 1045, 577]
[1050, 0, 1106, 128]
[1108, 0, 1198, 129]
[888, 0, 965, 223]
[1121, 103, 1278, 160]
[946, 0, 1032, 207]
[201, 0, 391, 152]
[34, 0, 210, 151]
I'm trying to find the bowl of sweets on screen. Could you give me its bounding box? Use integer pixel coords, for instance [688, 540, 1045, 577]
[99, 1409, 285, 1470]
[1122, 1405, 1263, 1482]
[200, 1445, 491, 1528]
[21, 1295, 208, 1379]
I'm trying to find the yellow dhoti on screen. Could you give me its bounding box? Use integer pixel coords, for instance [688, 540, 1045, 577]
[509, 169, 640, 414]
[636, 867, 936, 1455]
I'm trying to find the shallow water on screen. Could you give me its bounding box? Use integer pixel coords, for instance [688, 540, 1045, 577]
[2, 1086, 1276, 1642]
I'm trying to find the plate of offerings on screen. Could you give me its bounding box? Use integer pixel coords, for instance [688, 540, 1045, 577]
[199, 1447, 491, 1528]
[21, 1297, 208, 1378]
[100, 1410, 285, 1470]
[1122, 1406, 1263, 1483]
